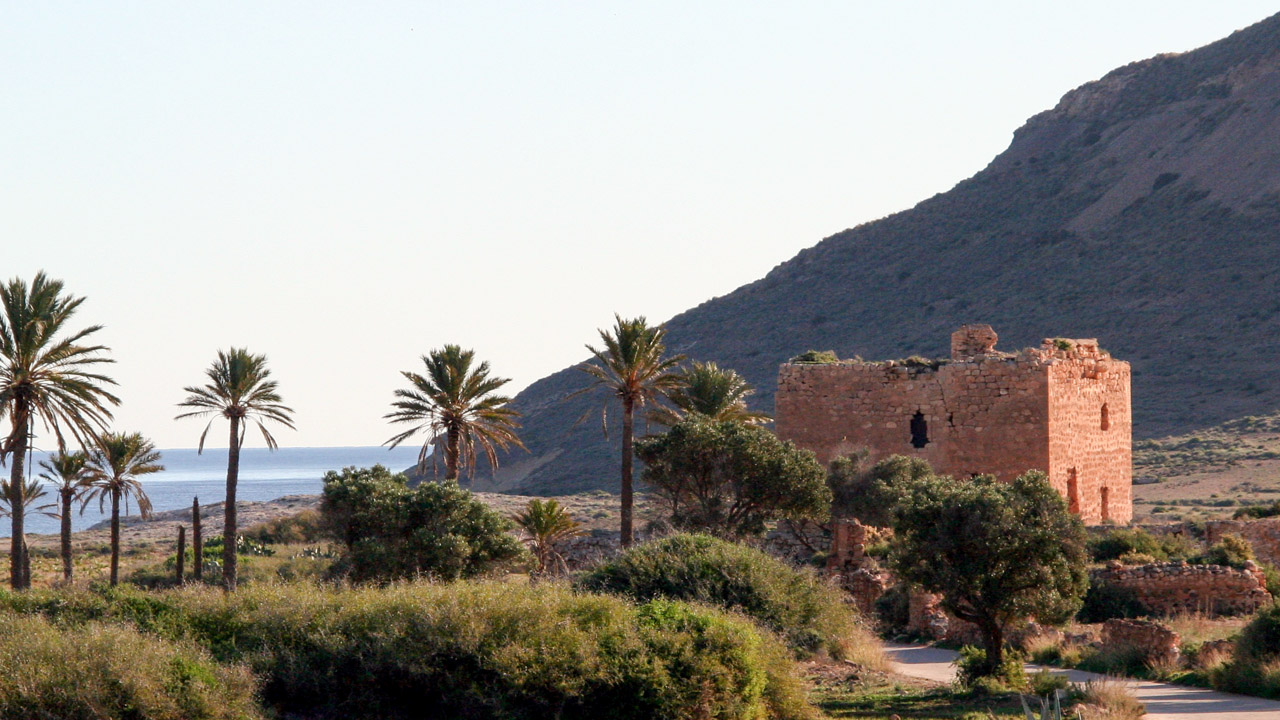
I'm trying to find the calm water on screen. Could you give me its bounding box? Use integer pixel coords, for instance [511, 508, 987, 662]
[6, 446, 424, 538]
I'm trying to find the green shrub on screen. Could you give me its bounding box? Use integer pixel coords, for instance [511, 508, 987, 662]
[1088, 528, 1195, 563]
[874, 584, 911, 632]
[1199, 533, 1254, 568]
[955, 645, 1026, 692]
[1077, 644, 1148, 677]
[789, 350, 839, 364]
[0, 613, 259, 720]
[1234, 501, 1280, 520]
[1077, 581, 1148, 623]
[1211, 603, 1280, 698]
[0, 583, 815, 720]
[576, 533, 883, 666]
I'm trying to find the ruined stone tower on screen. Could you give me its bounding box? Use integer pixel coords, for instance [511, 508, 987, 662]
[775, 324, 1132, 524]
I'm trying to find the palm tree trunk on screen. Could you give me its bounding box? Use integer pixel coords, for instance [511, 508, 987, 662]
[445, 425, 460, 482]
[8, 408, 29, 590]
[109, 486, 121, 586]
[224, 416, 241, 591]
[192, 497, 203, 582]
[621, 396, 635, 548]
[61, 488, 74, 581]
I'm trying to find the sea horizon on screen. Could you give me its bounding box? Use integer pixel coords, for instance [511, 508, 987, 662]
[4, 445, 426, 538]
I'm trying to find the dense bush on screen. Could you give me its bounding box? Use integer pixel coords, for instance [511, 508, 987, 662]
[955, 645, 1026, 694]
[576, 533, 883, 666]
[0, 583, 813, 720]
[241, 509, 325, 544]
[1211, 603, 1280, 699]
[1077, 581, 1149, 623]
[1088, 527, 1196, 563]
[0, 612, 260, 720]
[1233, 501, 1280, 520]
[1199, 533, 1254, 568]
[321, 465, 524, 582]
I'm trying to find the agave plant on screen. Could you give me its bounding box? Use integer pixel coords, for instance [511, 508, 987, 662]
[511, 499, 584, 577]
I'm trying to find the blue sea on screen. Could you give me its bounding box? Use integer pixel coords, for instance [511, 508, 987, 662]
[6, 446, 424, 538]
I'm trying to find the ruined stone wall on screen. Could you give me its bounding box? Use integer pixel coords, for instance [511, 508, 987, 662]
[1045, 340, 1133, 524]
[775, 357, 1050, 482]
[1204, 517, 1280, 568]
[775, 327, 1132, 524]
[1090, 561, 1272, 617]
[1102, 619, 1180, 664]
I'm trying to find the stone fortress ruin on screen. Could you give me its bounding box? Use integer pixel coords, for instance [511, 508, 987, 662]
[775, 324, 1132, 524]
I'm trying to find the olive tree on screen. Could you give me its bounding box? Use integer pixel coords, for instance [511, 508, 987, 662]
[889, 470, 1088, 676]
[635, 416, 831, 538]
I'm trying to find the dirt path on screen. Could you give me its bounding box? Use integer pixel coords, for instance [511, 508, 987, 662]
[885, 643, 1280, 720]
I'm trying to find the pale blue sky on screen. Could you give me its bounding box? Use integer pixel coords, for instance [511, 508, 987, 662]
[3, 2, 1275, 448]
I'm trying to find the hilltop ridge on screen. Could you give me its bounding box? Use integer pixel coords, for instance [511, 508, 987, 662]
[486, 13, 1280, 495]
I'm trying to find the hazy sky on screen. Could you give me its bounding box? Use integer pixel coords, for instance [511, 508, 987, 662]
[3, 3, 1276, 449]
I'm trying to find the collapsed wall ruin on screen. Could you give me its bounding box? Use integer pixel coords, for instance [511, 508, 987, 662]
[776, 324, 1132, 524]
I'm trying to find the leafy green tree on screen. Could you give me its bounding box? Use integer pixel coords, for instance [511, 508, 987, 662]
[385, 345, 523, 483]
[827, 453, 935, 527]
[635, 416, 831, 538]
[0, 272, 118, 589]
[579, 315, 685, 547]
[176, 348, 295, 591]
[889, 470, 1088, 676]
[650, 361, 770, 426]
[82, 432, 163, 586]
[37, 450, 90, 581]
[511, 498, 584, 576]
[320, 465, 524, 583]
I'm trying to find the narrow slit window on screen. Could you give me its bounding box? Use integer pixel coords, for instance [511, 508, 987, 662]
[910, 411, 929, 449]
[1101, 486, 1111, 522]
[1101, 403, 1110, 431]
[1067, 468, 1080, 515]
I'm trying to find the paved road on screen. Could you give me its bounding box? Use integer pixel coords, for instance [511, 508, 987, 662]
[885, 643, 1280, 720]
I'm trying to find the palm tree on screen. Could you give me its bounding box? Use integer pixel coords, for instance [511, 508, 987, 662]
[175, 348, 294, 591]
[0, 477, 56, 586]
[579, 315, 685, 547]
[385, 345, 524, 483]
[0, 272, 119, 589]
[37, 450, 91, 582]
[83, 432, 162, 586]
[651, 361, 771, 426]
[511, 498, 583, 577]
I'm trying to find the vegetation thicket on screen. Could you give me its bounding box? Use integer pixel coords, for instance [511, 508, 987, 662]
[889, 467, 1089, 677]
[0, 271, 119, 589]
[510, 498, 584, 577]
[636, 417, 831, 537]
[826, 453, 936, 528]
[385, 344, 524, 483]
[176, 348, 295, 591]
[0, 582, 813, 720]
[578, 315, 685, 547]
[1212, 603, 1280, 698]
[320, 464, 524, 582]
[82, 432, 163, 586]
[36, 450, 91, 581]
[577, 533, 884, 667]
[650, 360, 771, 426]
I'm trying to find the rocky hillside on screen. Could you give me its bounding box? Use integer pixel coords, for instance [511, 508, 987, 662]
[485, 13, 1280, 496]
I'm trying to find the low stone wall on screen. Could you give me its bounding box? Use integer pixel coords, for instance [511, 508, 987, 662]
[1091, 561, 1272, 617]
[836, 567, 890, 615]
[1102, 618, 1180, 664]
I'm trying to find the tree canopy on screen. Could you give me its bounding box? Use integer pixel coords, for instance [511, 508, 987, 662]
[888, 469, 1088, 675]
[635, 416, 830, 538]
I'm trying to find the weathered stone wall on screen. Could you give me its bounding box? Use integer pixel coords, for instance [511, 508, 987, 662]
[1204, 517, 1280, 568]
[1102, 618, 1180, 664]
[775, 326, 1132, 524]
[1045, 339, 1133, 523]
[1091, 561, 1272, 617]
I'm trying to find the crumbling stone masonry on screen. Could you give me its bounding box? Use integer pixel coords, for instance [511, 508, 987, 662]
[1101, 619, 1181, 665]
[776, 324, 1132, 524]
[1091, 560, 1272, 617]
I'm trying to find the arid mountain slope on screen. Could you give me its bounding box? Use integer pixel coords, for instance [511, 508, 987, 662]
[486, 14, 1280, 496]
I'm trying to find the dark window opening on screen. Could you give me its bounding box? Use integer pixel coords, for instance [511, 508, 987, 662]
[1101, 403, 1110, 431]
[1101, 486, 1111, 522]
[910, 411, 929, 449]
[1067, 468, 1080, 514]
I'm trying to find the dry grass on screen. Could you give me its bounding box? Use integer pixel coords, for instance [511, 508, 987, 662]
[1072, 678, 1146, 720]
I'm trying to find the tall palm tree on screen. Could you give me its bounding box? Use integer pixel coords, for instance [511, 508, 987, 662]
[651, 361, 771, 426]
[175, 348, 294, 591]
[385, 345, 525, 483]
[0, 272, 118, 589]
[579, 315, 685, 547]
[0, 477, 56, 587]
[37, 450, 91, 582]
[83, 432, 162, 586]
